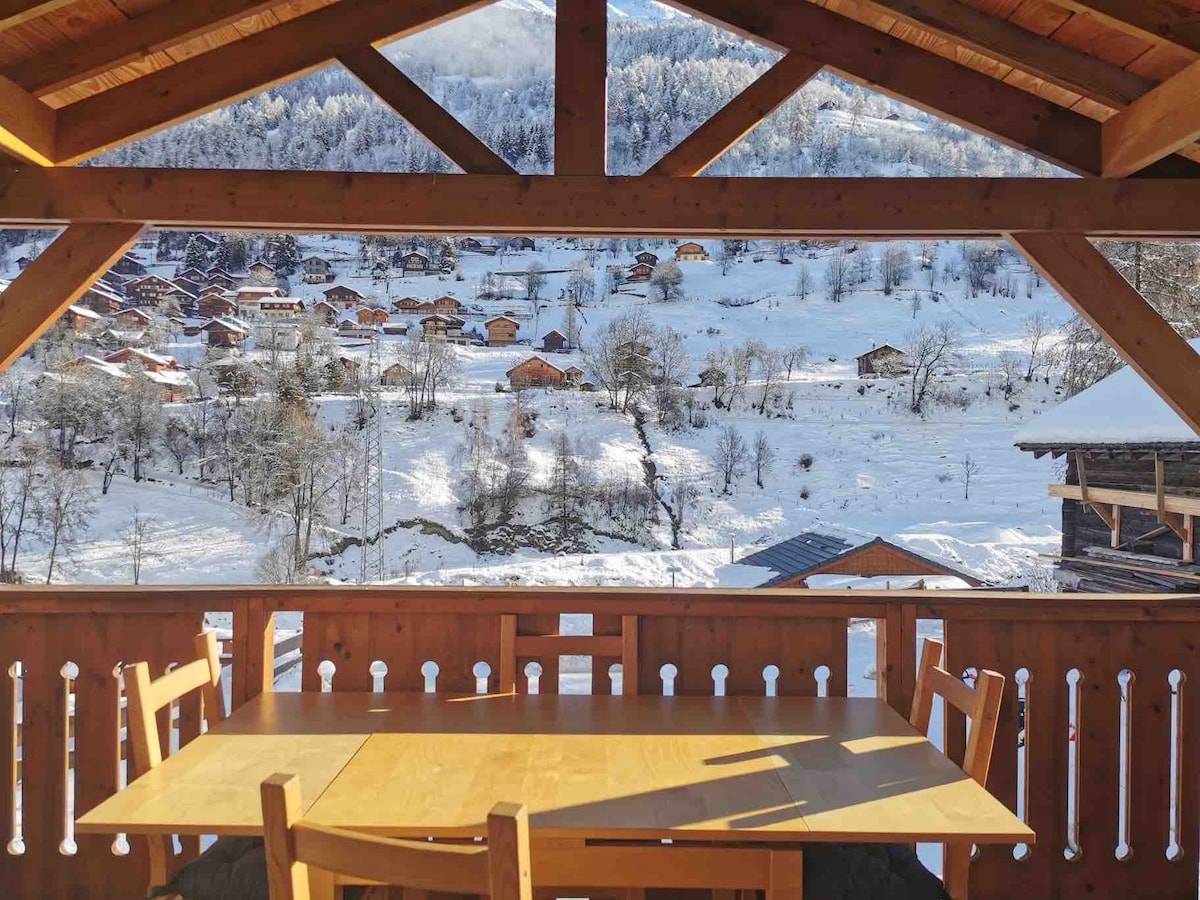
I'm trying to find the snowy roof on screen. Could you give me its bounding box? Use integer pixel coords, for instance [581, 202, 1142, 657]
[201, 316, 248, 334]
[856, 343, 904, 360]
[325, 283, 364, 296]
[66, 304, 102, 320]
[1016, 339, 1200, 449]
[106, 347, 174, 367]
[237, 286, 283, 296]
[486, 315, 520, 326]
[115, 307, 153, 320]
[506, 355, 564, 376]
[144, 370, 193, 389]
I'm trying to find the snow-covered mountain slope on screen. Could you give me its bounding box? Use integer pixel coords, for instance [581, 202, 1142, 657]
[498, 0, 682, 18]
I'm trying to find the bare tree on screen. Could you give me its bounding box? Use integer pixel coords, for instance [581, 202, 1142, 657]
[960, 454, 981, 500]
[717, 241, 734, 276]
[905, 321, 960, 415]
[583, 310, 657, 413]
[544, 433, 592, 544]
[0, 370, 31, 439]
[122, 507, 158, 585]
[781, 346, 808, 381]
[826, 247, 850, 302]
[650, 259, 684, 302]
[36, 462, 95, 584]
[117, 363, 165, 481]
[909, 293, 922, 319]
[712, 426, 747, 494]
[524, 263, 546, 303]
[1022, 311, 1053, 381]
[796, 265, 813, 300]
[651, 327, 691, 429]
[752, 344, 784, 415]
[0, 445, 39, 582]
[879, 243, 910, 296]
[565, 259, 595, 308]
[752, 431, 775, 488]
[163, 415, 191, 474]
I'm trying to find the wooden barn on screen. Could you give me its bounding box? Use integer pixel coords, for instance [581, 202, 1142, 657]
[856, 343, 907, 377]
[675, 241, 707, 261]
[381, 362, 413, 386]
[626, 262, 654, 283]
[323, 284, 366, 309]
[198, 293, 237, 320]
[434, 295, 463, 315]
[542, 329, 568, 352]
[356, 307, 390, 326]
[485, 315, 520, 347]
[738, 532, 982, 588]
[507, 356, 565, 390]
[1018, 352, 1200, 591]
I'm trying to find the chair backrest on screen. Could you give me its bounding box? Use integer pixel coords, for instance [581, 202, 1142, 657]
[909, 637, 1004, 785]
[261, 773, 532, 900]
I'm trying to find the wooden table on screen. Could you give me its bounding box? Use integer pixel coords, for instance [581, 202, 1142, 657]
[78, 692, 1033, 896]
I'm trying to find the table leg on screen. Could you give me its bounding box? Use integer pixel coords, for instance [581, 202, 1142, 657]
[308, 865, 336, 900]
[766, 849, 803, 900]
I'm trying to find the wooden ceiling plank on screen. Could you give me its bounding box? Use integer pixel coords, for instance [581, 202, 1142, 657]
[864, 0, 1155, 107]
[647, 52, 825, 176]
[7, 0, 292, 96]
[9, 167, 1200, 236]
[0, 221, 144, 370]
[0, 73, 54, 164]
[52, 0, 495, 164]
[0, 0, 74, 32]
[554, 0, 607, 175]
[1102, 57, 1200, 176]
[1052, 0, 1200, 59]
[1007, 231, 1200, 436]
[337, 45, 514, 175]
[666, 0, 1102, 175]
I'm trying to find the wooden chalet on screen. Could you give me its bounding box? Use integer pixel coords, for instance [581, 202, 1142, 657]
[356, 306, 390, 326]
[459, 237, 483, 251]
[856, 343, 907, 377]
[172, 276, 203, 298]
[510, 237, 536, 251]
[674, 241, 707, 261]
[400, 250, 431, 274]
[175, 267, 206, 284]
[626, 261, 654, 283]
[542, 329, 568, 352]
[381, 361, 413, 386]
[248, 260, 276, 281]
[737, 531, 982, 589]
[206, 271, 238, 291]
[198, 293, 238, 320]
[257, 297, 305, 318]
[103, 347, 176, 372]
[112, 307, 154, 328]
[125, 274, 176, 306]
[60, 304, 103, 334]
[302, 255, 335, 284]
[507, 355, 565, 390]
[634, 251, 659, 267]
[190, 234, 219, 253]
[323, 284, 366, 309]
[418, 314, 468, 344]
[8, 1, 1200, 898]
[434, 295, 463, 315]
[200, 316, 249, 349]
[15, 256, 31, 270]
[1018, 350, 1200, 591]
[393, 296, 422, 314]
[158, 285, 197, 314]
[312, 299, 340, 325]
[563, 364, 585, 386]
[108, 252, 147, 277]
[485, 314, 520, 346]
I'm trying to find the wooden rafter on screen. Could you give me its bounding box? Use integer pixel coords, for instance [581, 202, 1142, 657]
[1050, 483, 1200, 518]
[13, 169, 1200, 236]
[52, 0, 495, 165]
[554, 0, 607, 175]
[0, 75, 54, 166]
[668, 0, 1102, 176]
[1052, 0, 1200, 59]
[1075, 453, 1117, 530]
[0, 222, 144, 370]
[1008, 232, 1200, 437]
[6, 0, 293, 98]
[1102, 58, 1200, 177]
[0, 0, 72, 32]
[648, 53, 823, 177]
[864, 0, 1156, 109]
[338, 46, 515, 175]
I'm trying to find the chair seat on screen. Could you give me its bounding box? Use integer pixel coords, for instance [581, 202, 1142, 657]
[152, 837, 267, 900]
[802, 843, 948, 900]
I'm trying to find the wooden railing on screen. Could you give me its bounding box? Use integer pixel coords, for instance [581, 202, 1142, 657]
[0, 586, 1197, 899]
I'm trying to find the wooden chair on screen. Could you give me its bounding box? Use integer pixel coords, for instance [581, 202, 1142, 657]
[125, 630, 227, 887]
[261, 773, 532, 900]
[909, 638, 1004, 900]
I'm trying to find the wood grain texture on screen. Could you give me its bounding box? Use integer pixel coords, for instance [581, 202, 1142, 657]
[1103, 57, 1200, 175]
[1052, 0, 1200, 58]
[0, 221, 143, 371]
[338, 45, 515, 175]
[1007, 231, 1200, 437]
[0, 73, 54, 164]
[648, 53, 823, 176]
[0, 0, 74, 31]
[554, 0, 607, 174]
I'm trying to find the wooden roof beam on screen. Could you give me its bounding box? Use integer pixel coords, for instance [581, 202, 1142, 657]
[865, 0, 1156, 109]
[648, 53, 824, 177]
[1102, 58, 1200, 177]
[0, 0, 73, 32]
[10, 168, 1200, 236]
[0, 222, 144, 370]
[338, 46, 514, 175]
[1007, 232, 1200, 436]
[0, 75, 55, 165]
[1052, 1, 1200, 59]
[668, 0, 1102, 176]
[554, 0, 607, 175]
[6, 0, 293, 98]
[52, 0, 495, 165]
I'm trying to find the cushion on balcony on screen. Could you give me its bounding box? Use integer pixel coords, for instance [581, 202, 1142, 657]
[151, 837, 268, 900]
[803, 843, 949, 900]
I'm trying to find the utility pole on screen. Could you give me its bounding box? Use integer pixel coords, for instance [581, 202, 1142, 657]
[359, 337, 385, 584]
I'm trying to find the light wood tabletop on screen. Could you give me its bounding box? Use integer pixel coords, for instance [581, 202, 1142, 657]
[77, 692, 1033, 847]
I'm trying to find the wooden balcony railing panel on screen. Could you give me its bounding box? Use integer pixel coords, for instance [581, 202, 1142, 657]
[0, 606, 206, 899]
[938, 604, 1200, 900]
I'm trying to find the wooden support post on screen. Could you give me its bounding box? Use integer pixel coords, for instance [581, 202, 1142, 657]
[499, 614, 518, 694]
[554, 0, 607, 175]
[1077, 453, 1117, 531]
[0, 222, 144, 371]
[620, 615, 638, 696]
[1185, 515, 1196, 563]
[648, 53, 823, 176]
[1007, 233, 1200, 438]
[1111, 504, 1122, 549]
[1102, 58, 1200, 177]
[0, 74, 56, 165]
[338, 46, 516, 175]
[231, 597, 274, 710]
[879, 602, 916, 716]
